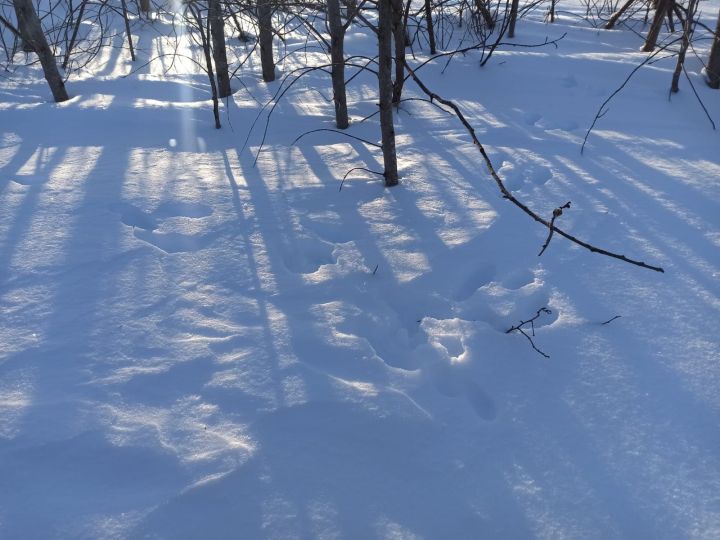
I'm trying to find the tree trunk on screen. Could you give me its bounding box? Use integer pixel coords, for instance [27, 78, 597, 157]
[670, 0, 696, 92]
[139, 0, 150, 17]
[707, 10, 720, 88]
[63, 0, 87, 69]
[474, 0, 495, 29]
[13, 0, 69, 102]
[327, 0, 349, 128]
[508, 0, 520, 37]
[605, 0, 635, 30]
[642, 0, 672, 52]
[12, 1, 32, 51]
[209, 0, 231, 98]
[119, 0, 136, 61]
[378, 0, 399, 186]
[391, 0, 405, 104]
[258, 0, 275, 82]
[424, 0, 436, 54]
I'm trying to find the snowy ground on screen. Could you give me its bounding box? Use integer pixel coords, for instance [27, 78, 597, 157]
[1, 2, 720, 538]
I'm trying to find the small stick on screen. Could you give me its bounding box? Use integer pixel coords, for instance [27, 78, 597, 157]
[539, 201, 571, 256]
[601, 315, 622, 325]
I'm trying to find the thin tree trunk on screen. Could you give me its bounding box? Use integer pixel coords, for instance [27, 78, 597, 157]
[707, 10, 720, 88]
[258, 0, 275, 82]
[119, 0, 136, 61]
[642, 0, 672, 52]
[12, 0, 69, 101]
[391, 0, 405, 104]
[63, 0, 87, 69]
[378, 0, 399, 186]
[670, 0, 696, 92]
[474, 0, 495, 29]
[424, 0, 436, 54]
[604, 0, 635, 30]
[209, 0, 231, 97]
[327, 0, 349, 128]
[508, 0, 520, 37]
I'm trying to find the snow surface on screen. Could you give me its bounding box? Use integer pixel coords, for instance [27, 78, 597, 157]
[1, 2, 720, 538]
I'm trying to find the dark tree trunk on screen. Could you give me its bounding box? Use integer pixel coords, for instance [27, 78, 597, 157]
[258, 0, 275, 82]
[119, 0, 136, 61]
[474, 0, 495, 29]
[391, 0, 405, 104]
[12, 1, 32, 51]
[378, 0, 399, 186]
[605, 0, 635, 30]
[424, 0, 436, 54]
[642, 0, 672, 52]
[12, 0, 69, 102]
[327, 0, 349, 128]
[191, 5, 221, 128]
[508, 0, 520, 37]
[209, 0, 231, 98]
[139, 0, 150, 17]
[670, 0, 696, 92]
[707, 10, 720, 88]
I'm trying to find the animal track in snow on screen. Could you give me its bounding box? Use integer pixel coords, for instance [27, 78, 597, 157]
[524, 112, 542, 126]
[9, 174, 47, 186]
[281, 236, 335, 274]
[454, 264, 496, 301]
[113, 201, 216, 254]
[499, 160, 552, 191]
[463, 380, 497, 420]
[559, 75, 578, 88]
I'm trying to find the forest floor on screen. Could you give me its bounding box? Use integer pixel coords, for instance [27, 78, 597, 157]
[1, 2, 720, 537]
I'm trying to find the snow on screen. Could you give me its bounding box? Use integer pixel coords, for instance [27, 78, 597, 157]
[1, 2, 720, 537]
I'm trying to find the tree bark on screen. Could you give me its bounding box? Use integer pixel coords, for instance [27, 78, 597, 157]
[707, 10, 720, 88]
[327, 0, 349, 128]
[604, 0, 635, 30]
[209, 0, 232, 98]
[119, 0, 136, 61]
[258, 0, 275, 82]
[424, 0, 436, 54]
[508, 0, 520, 37]
[391, 0, 405, 104]
[378, 0, 399, 186]
[12, 0, 69, 102]
[670, 0, 696, 92]
[642, 0, 672, 52]
[63, 0, 87, 69]
[139, 0, 150, 17]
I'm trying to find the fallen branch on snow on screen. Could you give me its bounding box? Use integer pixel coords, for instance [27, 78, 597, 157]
[402, 60, 665, 273]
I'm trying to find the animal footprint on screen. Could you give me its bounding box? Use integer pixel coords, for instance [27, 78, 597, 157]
[113, 200, 216, 253]
[454, 264, 496, 301]
[463, 380, 497, 420]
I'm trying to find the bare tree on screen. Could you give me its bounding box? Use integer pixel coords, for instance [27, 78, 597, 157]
[209, 0, 232, 97]
[642, 0, 673, 52]
[258, 0, 275, 81]
[378, 0, 399, 186]
[327, 0, 349, 128]
[670, 0, 696, 92]
[8, 0, 69, 101]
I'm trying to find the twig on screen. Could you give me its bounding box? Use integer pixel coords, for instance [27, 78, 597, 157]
[505, 307, 552, 358]
[538, 201, 571, 256]
[291, 128, 381, 148]
[601, 315, 622, 325]
[340, 167, 385, 191]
